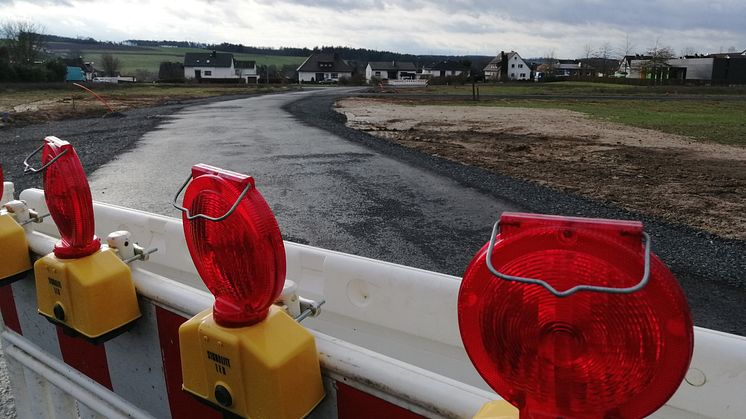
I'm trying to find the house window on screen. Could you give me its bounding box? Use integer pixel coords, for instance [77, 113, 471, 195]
[375, 71, 381, 77]
[204, 70, 212, 76]
[331, 73, 338, 79]
[511, 73, 515, 77]
[518, 64, 523, 68]
[520, 73, 526, 78]
[511, 64, 515, 68]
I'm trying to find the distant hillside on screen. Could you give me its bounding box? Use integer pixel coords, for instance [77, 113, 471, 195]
[42, 34, 492, 77]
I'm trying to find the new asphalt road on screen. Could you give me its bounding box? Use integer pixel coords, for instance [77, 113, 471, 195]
[86, 88, 520, 275]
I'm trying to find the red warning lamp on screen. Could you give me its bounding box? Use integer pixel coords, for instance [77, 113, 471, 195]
[36, 137, 100, 258]
[1, 164, 4, 200]
[459, 213, 693, 419]
[180, 164, 286, 327]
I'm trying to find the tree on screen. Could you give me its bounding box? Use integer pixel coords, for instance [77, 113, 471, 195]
[619, 33, 635, 58]
[158, 61, 184, 81]
[595, 42, 616, 77]
[1, 21, 45, 64]
[681, 46, 698, 57]
[642, 41, 675, 84]
[101, 53, 121, 76]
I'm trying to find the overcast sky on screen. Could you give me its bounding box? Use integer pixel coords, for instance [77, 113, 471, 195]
[1, 0, 743, 57]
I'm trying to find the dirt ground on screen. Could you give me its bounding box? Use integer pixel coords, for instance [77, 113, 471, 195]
[336, 97, 746, 240]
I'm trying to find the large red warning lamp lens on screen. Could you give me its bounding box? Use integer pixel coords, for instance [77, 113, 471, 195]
[24, 137, 100, 259]
[458, 213, 693, 419]
[177, 164, 286, 327]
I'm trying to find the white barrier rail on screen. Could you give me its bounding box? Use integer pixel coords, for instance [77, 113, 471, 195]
[3, 188, 745, 419]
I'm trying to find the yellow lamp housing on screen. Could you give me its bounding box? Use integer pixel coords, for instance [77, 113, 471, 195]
[179, 305, 325, 419]
[473, 401, 520, 419]
[0, 211, 32, 285]
[34, 248, 141, 344]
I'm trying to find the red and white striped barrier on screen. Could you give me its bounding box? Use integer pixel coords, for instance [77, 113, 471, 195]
[1, 188, 745, 418]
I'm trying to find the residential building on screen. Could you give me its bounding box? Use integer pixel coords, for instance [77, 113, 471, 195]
[365, 61, 418, 82]
[63, 58, 95, 82]
[553, 60, 594, 77]
[622, 52, 746, 83]
[235, 60, 259, 84]
[484, 51, 530, 81]
[422, 60, 469, 78]
[184, 51, 236, 80]
[296, 53, 353, 83]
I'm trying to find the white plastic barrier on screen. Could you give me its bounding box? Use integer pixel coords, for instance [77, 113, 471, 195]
[2, 187, 745, 419]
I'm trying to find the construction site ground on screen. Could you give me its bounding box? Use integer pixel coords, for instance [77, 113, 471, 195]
[336, 97, 746, 240]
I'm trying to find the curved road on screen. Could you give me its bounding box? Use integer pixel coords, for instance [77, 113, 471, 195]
[87, 88, 746, 336]
[88, 88, 518, 275]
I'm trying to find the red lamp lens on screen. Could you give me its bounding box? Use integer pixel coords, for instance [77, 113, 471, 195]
[458, 213, 693, 419]
[41, 137, 100, 259]
[0, 164, 4, 200]
[182, 164, 286, 327]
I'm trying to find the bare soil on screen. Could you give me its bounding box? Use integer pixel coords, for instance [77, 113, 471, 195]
[336, 97, 746, 239]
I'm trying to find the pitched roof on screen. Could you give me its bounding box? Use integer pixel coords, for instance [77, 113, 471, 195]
[184, 52, 234, 68]
[234, 60, 256, 69]
[427, 60, 468, 71]
[367, 61, 417, 71]
[297, 53, 353, 73]
[485, 51, 522, 68]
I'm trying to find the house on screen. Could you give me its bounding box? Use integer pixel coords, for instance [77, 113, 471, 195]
[484, 51, 531, 81]
[553, 60, 594, 77]
[365, 61, 418, 83]
[422, 60, 469, 78]
[296, 53, 353, 83]
[63, 58, 95, 82]
[235, 60, 259, 84]
[183, 51, 236, 81]
[183, 51, 262, 83]
[622, 53, 746, 84]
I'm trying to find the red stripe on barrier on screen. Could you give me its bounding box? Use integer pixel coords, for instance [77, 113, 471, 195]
[57, 327, 113, 389]
[155, 306, 222, 419]
[0, 286, 22, 334]
[336, 381, 426, 419]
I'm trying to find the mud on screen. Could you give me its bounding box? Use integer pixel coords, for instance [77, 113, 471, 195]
[337, 98, 746, 240]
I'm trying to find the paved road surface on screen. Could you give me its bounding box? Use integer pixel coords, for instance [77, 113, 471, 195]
[88, 88, 519, 275]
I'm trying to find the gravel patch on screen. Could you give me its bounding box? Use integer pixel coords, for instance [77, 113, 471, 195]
[0, 92, 272, 417]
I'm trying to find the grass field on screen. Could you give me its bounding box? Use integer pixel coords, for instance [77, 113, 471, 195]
[0, 83, 296, 123]
[467, 99, 746, 146]
[47, 43, 307, 76]
[400, 82, 746, 146]
[419, 81, 746, 96]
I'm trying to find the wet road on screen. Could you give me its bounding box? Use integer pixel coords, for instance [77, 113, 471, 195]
[88, 88, 520, 275]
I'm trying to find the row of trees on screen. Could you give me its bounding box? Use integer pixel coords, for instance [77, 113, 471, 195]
[0, 21, 68, 82]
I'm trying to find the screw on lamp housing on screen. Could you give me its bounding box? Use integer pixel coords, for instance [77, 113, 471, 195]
[29, 137, 141, 344]
[175, 164, 286, 327]
[461, 212, 694, 419]
[176, 164, 324, 419]
[0, 164, 33, 285]
[24, 137, 100, 259]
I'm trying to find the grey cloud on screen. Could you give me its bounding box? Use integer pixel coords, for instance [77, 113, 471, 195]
[282, 0, 746, 35]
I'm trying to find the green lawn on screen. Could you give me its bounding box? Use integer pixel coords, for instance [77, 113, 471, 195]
[419, 81, 746, 96]
[472, 98, 746, 146]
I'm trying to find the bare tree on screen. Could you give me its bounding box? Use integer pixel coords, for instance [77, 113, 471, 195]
[543, 49, 556, 77]
[101, 53, 121, 76]
[643, 40, 675, 84]
[582, 43, 594, 75]
[1, 20, 45, 64]
[595, 42, 615, 76]
[680, 46, 697, 57]
[619, 33, 635, 58]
